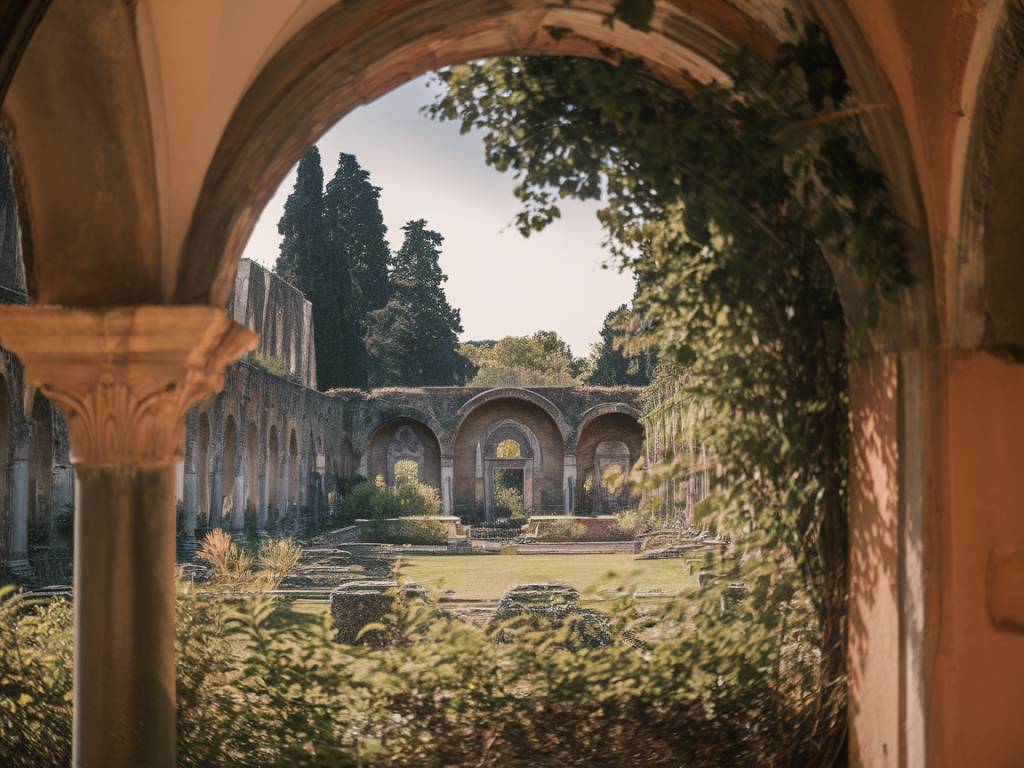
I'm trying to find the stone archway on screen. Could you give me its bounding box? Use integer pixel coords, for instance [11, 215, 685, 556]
[366, 417, 442, 490]
[479, 419, 542, 521]
[3, 2, 1023, 763]
[453, 395, 566, 519]
[575, 410, 644, 516]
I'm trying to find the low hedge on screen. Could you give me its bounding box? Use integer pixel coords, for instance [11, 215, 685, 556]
[359, 518, 448, 545]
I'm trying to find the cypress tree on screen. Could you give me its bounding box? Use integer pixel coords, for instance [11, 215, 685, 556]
[365, 219, 467, 386]
[322, 153, 390, 387]
[275, 147, 346, 390]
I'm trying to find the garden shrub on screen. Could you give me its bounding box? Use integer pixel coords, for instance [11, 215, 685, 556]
[1, 579, 839, 767]
[341, 476, 441, 522]
[358, 518, 448, 545]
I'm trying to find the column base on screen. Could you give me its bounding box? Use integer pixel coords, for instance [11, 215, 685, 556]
[6, 557, 33, 579]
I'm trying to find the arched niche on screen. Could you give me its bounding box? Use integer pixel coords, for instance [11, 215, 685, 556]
[366, 418, 441, 490]
[479, 419, 543, 521]
[287, 427, 299, 509]
[575, 411, 644, 515]
[244, 420, 259, 517]
[221, 414, 238, 528]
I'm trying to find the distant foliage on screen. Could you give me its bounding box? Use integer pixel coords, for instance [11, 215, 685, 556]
[586, 304, 655, 386]
[358, 518, 449, 545]
[461, 330, 586, 386]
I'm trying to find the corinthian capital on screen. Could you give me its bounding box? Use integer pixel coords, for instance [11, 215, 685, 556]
[0, 306, 256, 467]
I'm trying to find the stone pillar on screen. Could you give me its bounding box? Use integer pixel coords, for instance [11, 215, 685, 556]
[440, 456, 454, 515]
[563, 455, 577, 516]
[8, 450, 30, 575]
[232, 473, 245, 531]
[0, 305, 254, 768]
[53, 463, 75, 548]
[210, 468, 223, 529]
[182, 466, 197, 545]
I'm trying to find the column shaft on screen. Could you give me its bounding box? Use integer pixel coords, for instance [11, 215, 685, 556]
[74, 466, 176, 768]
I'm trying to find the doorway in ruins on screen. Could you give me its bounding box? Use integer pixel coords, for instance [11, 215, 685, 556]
[492, 437, 526, 519]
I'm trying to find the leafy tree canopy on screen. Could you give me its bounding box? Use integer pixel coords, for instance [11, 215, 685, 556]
[461, 330, 585, 387]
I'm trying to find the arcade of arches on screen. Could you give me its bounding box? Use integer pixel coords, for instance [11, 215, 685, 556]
[1, 1, 1023, 766]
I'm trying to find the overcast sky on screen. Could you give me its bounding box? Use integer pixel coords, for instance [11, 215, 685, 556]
[241, 74, 636, 356]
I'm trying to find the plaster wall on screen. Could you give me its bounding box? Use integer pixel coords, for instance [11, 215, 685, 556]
[934, 351, 1024, 765]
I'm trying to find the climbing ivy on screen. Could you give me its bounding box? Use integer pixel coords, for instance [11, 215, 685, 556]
[428, 18, 912, 762]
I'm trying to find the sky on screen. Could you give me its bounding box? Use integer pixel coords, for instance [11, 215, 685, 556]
[241, 74, 636, 356]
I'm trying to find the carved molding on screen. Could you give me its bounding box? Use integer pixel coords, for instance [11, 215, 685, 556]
[0, 305, 256, 467]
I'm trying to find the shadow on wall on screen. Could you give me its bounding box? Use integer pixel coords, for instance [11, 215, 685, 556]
[847, 353, 903, 757]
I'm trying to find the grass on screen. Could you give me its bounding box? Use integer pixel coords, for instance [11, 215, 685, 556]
[398, 553, 698, 602]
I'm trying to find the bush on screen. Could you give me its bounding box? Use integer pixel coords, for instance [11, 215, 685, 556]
[0, 579, 834, 767]
[359, 518, 448, 545]
[341, 477, 441, 522]
[196, 530, 301, 590]
[493, 485, 524, 518]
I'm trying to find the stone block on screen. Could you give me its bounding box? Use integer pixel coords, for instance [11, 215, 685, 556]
[330, 579, 427, 645]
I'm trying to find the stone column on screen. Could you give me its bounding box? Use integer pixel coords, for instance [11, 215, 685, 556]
[232, 473, 245, 531]
[8, 430, 30, 575]
[440, 456, 454, 515]
[210, 467, 223, 529]
[181, 416, 198, 548]
[562, 455, 577, 516]
[0, 305, 254, 768]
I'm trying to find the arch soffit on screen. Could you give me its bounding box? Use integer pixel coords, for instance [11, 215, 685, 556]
[455, 388, 570, 448]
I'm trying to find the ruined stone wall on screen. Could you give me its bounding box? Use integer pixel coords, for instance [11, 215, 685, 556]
[229, 258, 317, 389]
[0, 148, 73, 576]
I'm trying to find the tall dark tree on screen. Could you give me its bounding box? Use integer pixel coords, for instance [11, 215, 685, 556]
[275, 147, 346, 390]
[275, 147, 323, 294]
[323, 153, 391, 387]
[587, 304, 654, 386]
[365, 219, 468, 386]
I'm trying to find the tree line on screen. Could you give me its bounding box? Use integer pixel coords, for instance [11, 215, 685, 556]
[275, 148, 651, 390]
[275, 148, 466, 389]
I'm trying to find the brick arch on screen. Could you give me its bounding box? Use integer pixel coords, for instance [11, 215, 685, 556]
[358, 406, 447, 456]
[455, 389, 571, 448]
[571, 402, 643, 452]
[365, 416, 442, 490]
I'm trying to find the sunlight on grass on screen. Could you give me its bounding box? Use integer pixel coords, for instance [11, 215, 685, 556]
[398, 553, 697, 601]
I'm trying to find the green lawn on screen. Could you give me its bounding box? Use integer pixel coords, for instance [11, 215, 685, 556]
[398, 553, 697, 602]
